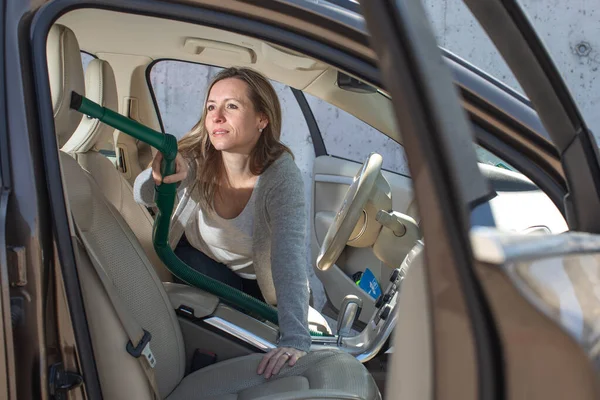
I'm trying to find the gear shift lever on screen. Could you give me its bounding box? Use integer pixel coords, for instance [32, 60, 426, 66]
[336, 295, 363, 345]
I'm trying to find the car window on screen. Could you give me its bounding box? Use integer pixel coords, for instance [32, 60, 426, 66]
[147, 60, 565, 234]
[304, 92, 411, 175]
[148, 59, 317, 276]
[514, 2, 600, 143]
[475, 145, 517, 172]
[147, 60, 314, 177]
[422, 1, 524, 96]
[422, 0, 600, 147]
[303, 92, 517, 176]
[475, 145, 567, 233]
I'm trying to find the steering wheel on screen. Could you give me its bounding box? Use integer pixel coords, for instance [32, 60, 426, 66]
[317, 153, 383, 271]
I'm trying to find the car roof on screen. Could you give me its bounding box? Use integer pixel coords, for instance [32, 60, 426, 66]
[58, 1, 552, 144]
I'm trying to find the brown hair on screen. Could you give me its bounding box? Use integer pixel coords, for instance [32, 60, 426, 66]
[178, 67, 292, 210]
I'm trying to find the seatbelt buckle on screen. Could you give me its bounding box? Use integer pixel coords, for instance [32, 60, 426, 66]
[126, 329, 156, 368]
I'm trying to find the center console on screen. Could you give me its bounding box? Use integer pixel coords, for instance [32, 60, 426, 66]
[164, 242, 423, 364]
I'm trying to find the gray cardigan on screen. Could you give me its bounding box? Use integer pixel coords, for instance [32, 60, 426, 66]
[133, 152, 311, 352]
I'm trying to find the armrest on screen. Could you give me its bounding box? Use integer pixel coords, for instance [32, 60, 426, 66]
[163, 282, 219, 318]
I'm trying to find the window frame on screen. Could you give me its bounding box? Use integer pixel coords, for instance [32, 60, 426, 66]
[145, 58, 326, 157]
[302, 89, 412, 175]
[145, 57, 563, 199]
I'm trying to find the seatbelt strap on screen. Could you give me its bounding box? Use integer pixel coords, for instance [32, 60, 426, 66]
[72, 221, 161, 399]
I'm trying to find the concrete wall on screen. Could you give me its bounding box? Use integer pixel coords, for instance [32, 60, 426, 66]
[423, 0, 600, 141]
[82, 1, 600, 173]
[147, 62, 409, 175]
[141, 0, 600, 171]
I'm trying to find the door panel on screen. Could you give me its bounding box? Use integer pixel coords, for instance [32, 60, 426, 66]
[469, 229, 600, 398]
[311, 155, 415, 322]
[387, 244, 432, 399]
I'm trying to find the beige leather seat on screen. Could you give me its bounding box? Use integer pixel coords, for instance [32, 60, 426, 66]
[48, 24, 379, 399]
[61, 57, 172, 282]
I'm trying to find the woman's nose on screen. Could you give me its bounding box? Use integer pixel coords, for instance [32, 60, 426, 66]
[212, 107, 225, 123]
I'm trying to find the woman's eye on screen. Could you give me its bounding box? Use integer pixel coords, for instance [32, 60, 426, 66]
[207, 105, 215, 111]
[227, 103, 238, 109]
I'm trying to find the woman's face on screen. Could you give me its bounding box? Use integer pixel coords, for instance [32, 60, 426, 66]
[205, 77, 267, 154]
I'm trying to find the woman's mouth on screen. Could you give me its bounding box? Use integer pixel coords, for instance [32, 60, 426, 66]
[212, 129, 229, 136]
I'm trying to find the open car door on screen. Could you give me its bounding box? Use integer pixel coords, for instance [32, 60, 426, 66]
[311, 153, 415, 324]
[0, 0, 17, 397]
[360, 0, 600, 398]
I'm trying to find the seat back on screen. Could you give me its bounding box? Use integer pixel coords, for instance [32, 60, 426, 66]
[48, 24, 185, 398]
[62, 58, 172, 282]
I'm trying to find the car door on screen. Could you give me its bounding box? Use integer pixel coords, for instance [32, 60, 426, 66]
[304, 51, 568, 325]
[361, 0, 600, 398]
[0, 1, 17, 397]
[301, 87, 416, 323]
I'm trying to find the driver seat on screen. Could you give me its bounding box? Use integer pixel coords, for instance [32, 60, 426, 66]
[49, 24, 380, 399]
[61, 57, 172, 282]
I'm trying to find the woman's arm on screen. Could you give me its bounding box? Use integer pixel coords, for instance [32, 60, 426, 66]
[133, 153, 194, 207]
[267, 165, 311, 352]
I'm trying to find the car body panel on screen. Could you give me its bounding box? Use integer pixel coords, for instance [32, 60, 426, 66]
[3, 0, 600, 398]
[364, 0, 600, 398]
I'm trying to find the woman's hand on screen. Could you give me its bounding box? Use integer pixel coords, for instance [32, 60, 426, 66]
[257, 347, 306, 379]
[151, 152, 189, 185]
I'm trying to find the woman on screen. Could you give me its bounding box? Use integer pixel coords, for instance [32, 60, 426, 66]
[134, 67, 310, 379]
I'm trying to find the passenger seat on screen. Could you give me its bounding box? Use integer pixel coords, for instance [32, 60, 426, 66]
[61, 57, 172, 282]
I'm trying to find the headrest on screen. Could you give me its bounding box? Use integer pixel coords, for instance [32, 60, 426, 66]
[47, 24, 85, 148]
[62, 59, 118, 153]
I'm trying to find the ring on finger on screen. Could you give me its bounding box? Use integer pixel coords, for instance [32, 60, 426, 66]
[283, 351, 292, 358]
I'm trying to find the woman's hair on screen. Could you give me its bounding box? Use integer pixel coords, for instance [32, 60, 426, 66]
[178, 67, 292, 210]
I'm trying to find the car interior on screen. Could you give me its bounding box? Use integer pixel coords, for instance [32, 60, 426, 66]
[41, 5, 585, 399]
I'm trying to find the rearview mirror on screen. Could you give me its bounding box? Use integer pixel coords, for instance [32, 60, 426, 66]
[337, 72, 377, 94]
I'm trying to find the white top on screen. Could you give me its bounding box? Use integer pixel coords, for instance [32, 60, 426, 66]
[134, 153, 311, 350]
[185, 184, 257, 280]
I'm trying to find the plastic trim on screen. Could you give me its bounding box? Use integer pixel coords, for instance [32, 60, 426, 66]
[291, 88, 327, 156]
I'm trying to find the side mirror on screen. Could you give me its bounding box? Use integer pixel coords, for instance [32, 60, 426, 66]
[337, 72, 377, 94]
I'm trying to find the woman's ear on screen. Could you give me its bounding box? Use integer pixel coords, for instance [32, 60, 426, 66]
[259, 114, 269, 131]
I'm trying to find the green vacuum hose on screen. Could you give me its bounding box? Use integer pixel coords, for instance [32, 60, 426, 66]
[70, 92, 329, 337]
